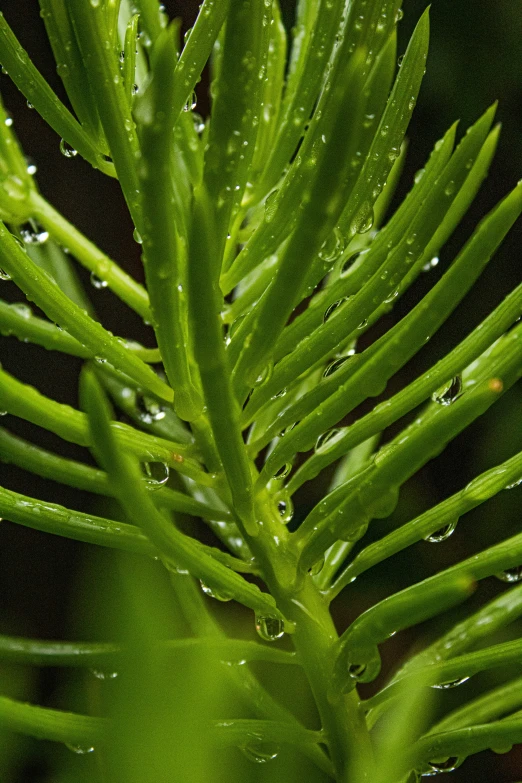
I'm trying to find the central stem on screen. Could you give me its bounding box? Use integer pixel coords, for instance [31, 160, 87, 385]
[274, 579, 374, 781]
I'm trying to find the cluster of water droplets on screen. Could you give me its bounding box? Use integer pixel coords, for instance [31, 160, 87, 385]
[495, 566, 522, 584]
[19, 220, 49, 245]
[135, 393, 166, 424]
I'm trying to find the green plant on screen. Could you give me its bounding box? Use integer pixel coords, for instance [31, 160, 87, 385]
[0, 0, 521, 781]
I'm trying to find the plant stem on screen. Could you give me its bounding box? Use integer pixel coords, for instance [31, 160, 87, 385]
[274, 577, 374, 782]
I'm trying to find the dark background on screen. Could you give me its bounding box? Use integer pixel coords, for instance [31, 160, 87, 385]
[0, 1, 521, 781]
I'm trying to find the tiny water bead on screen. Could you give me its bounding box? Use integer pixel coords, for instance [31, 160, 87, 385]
[132, 227, 143, 244]
[183, 90, 197, 112]
[255, 615, 284, 642]
[65, 744, 95, 755]
[91, 669, 118, 680]
[323, 355, 352, 378]
[424, 520, 457, 543]
[272, 462, 292, 480]
[20, 223, 49, 245]
[323, 296, 349, 323]
[90, 271, 108, 289]
[421, 757, 461, 776]
[241, 740, 280, 764]
[347, 662, 367, 680]
[200, 581, 233, 602]
[422, 256, 439, 272]
[506, 477, 522, 489]
[253, 362, 273, 388]
[59, 139, 77, 158]
[315, 429, 342, 453]
[142, 461, 169, 489]
[26, 160, 37, 176]
[264, 189, 279, 222]
[136, 393, 166, 423]
[276, 497, 294, 524]
[432, 375, 462, 406]
[0, 268, 12, 280]
[496, 566, 522, 583]
[319, 228, 345, 263]
[431, 676, 470, 690]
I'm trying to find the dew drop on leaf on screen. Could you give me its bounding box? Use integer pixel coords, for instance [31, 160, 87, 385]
[20, 223, 49, 245]
[200, 581, 233, 602]
[136, 393, 166, 423]
[264, 189, 279, 222]
[431, 676, 469, 690]
[91, 669, 118, 680]
[255, 614, 284, 642]
[65, 744, 95, 755]
[59, 139, 78, 158]
[315, 429, 342, 452]
[143, 461, 169, 489]
[422, 256, 439, 272]
[424, 519, 457, 543]
[183, 90, 197, 112]
[241, 740, 280, 763]
[277, 497, 294, 524]
[272, 463, 292, 480]
[505, 477, 522, 489]
[323, 356, 352, 378]
[422, 757, 461, 776]
[348, 662, 367, 680]
[324, 297, 349, 323]
[496, 566, 522, 583]
[432, 375, 462, 406]
[0, 268, 12, 280]
[90, 272, 108, 289]
[133, 228, 143, 244]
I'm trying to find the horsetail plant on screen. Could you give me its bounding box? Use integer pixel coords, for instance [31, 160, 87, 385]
[0, 0, 521, 781]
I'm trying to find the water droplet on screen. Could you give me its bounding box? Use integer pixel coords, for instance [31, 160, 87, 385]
[422, 256, 439, 272]
[358, 319, 368, 330]
[264, 189, 279, 222]
[241, 740, 280, 763]
[136, 393, 166, 423]
[143, 461, 169, 489]
[422, 757, 460, 776]
[424, 520, 457, 543]
[323, 356, 352, 378]
[26, 160, 37, 176]
[431, 676, 470, 690]
[276, 497, 294, 524]
[253, 362, 273, 388]
[19, 222, 49, 245]
[0, 268, 11, 281]
[444, 181, 456, 196]
[340, 251, 366, 276]
[272, 463, 292, 480]
[65, 744, 95, 755]
[26, 101, 34, 110]
[323, 297, 349, 323]
[397, 54, 404, 67]
[90, 272, 108, 289]
[348, 662, 367, 680]
[315, 429, 342, 452]
[496, 567, 522, 583]
[396, 8, 404, 22]
[59, 139, 77, 158]
[200, 581, 233, 601]
[4, 116, 13, 127]
[384, 289, 399, 304]
[11, 303, 32, 319]
[506, 477, 522, 489]
[309, 557, 325, 577]
[133, 228, 142, 244]
[119, 50, 125, 63]
[319, 228, 345, 263]
[432, 375, 462, 406]
[91, 669, 118, 680]
[255, 615, 284, 641]
[351, 203, 374, 235]
[183, 90, 197, 112]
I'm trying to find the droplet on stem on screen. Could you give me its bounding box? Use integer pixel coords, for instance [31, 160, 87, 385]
[432, 375, 462, 406]
[255, 615, 284, 642]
